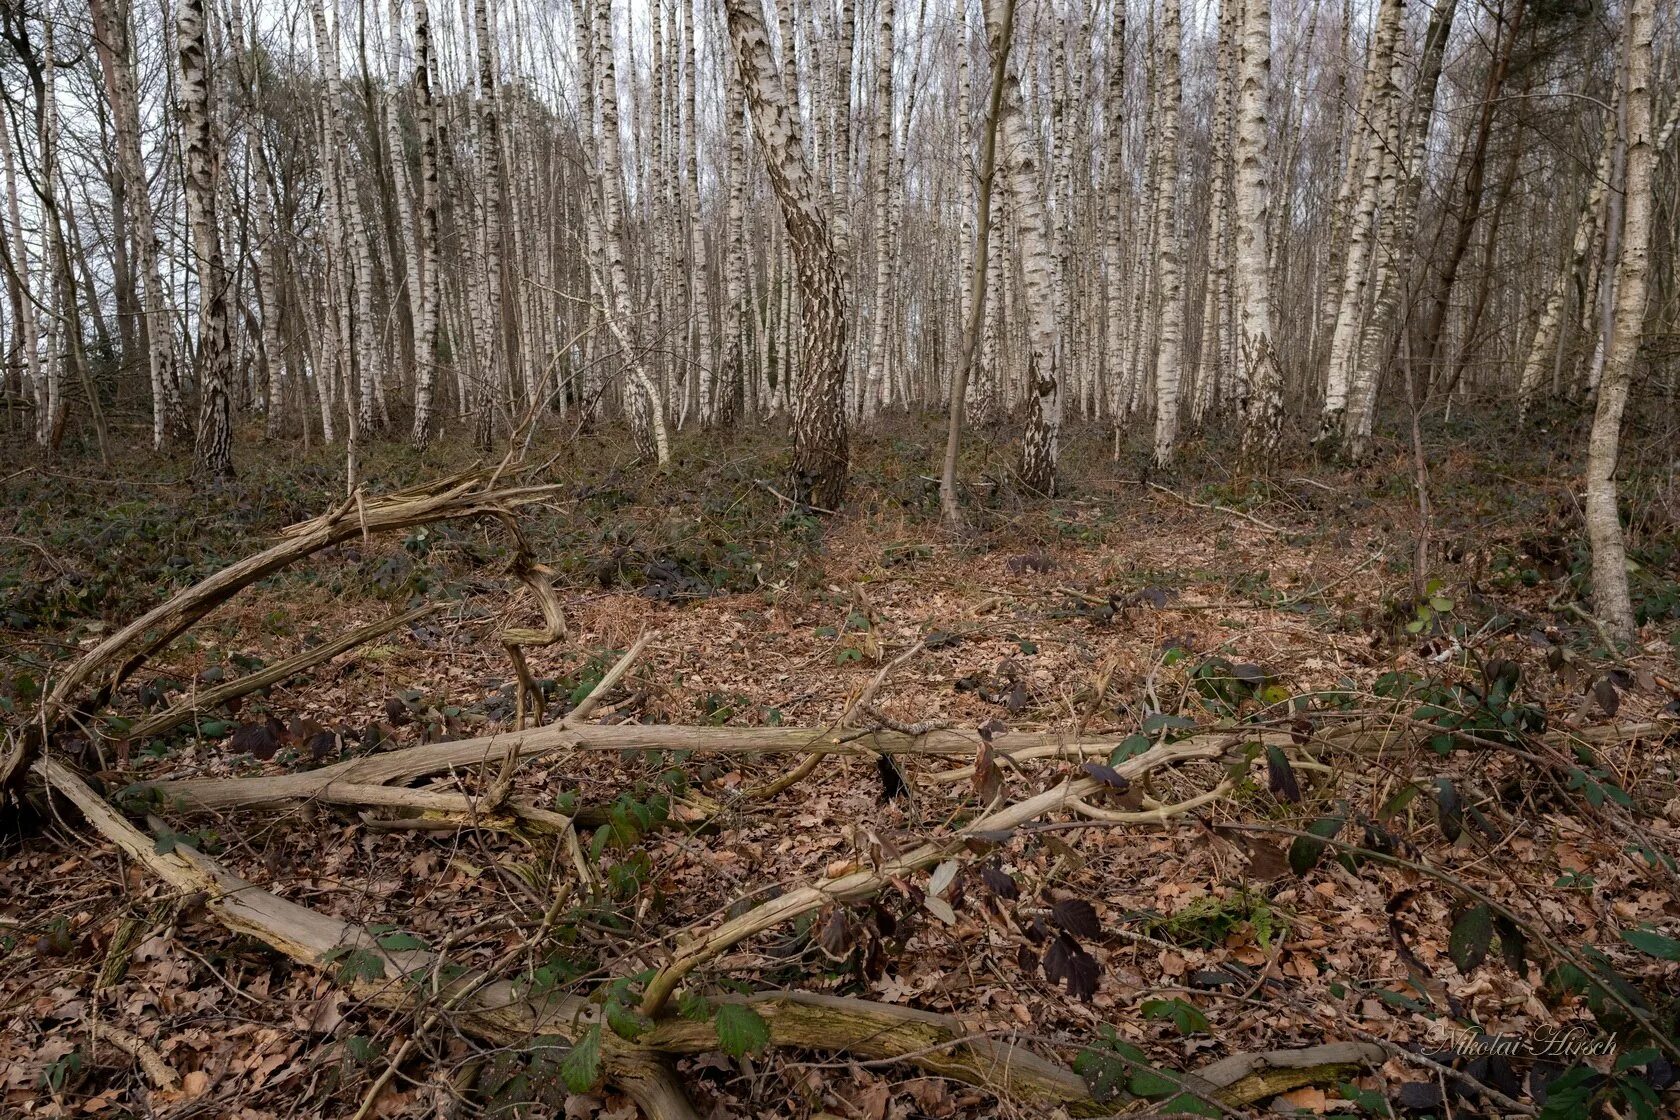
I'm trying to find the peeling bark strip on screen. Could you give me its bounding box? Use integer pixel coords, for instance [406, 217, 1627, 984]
[176, 0, 233, 480]
[722, 0, 850, 511]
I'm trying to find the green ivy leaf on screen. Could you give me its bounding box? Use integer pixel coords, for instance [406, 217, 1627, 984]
[1109, 734, 1151, 765]
[1159, 1093, 1221, 1117]
[1141, 997, 1209, 1036]
[1072, 1049, 1129, 1103]
[605, 999, 653, 1042]
[376, 931, 427, 951]
[1449, 904, 1493, 973]
[677, 991, 713, 1021]
[559, 1024, 603, 1092]
[1289, 814, 1345, 875]
[1620, 928, 1680, 962]
[713, 1002, 769, 1059]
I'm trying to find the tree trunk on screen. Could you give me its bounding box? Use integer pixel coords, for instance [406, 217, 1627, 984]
[91, 0, 184, 449]
[996, 0, 1060, 494]
[178, 0, 234, 480]
[722, 0, 850, 510]
[1234, 0, 1284, 459]
[1315, 0, 1401, 452]
[938, 0, 1017, 528]
[411, 0, 442, 445]
[1584, 0, 1654, 646]
[1150, 0, 1185, 467]
[590, 0, 671, 465]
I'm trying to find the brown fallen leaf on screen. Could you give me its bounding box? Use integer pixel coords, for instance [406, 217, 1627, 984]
[1273, 1085, 1330, 1113]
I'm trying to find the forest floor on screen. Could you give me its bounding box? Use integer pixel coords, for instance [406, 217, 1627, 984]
[2, 407, 1679, 1120]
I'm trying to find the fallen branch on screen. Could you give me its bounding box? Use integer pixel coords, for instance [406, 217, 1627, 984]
[127, 603, 441, 741]
[85, 1020, 180, 1092]
[136, 726, 1211, 812]
[637, 737, 1229, 1016]
[3, 470, 563, 803]
[38, 757, 1388, 1116]
[136, 717, 1669, 816]
[1143, 482, 1289, 535]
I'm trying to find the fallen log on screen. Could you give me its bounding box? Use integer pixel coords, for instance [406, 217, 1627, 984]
[136, 723, 1234, 811]
[135, 715, 1667, 816]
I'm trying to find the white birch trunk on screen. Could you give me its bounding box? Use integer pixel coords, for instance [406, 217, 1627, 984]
[1585, 0, 1655, 645]
[1150, 0, 1185, 467]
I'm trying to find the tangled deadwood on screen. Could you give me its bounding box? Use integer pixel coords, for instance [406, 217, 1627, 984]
[17, 469, 1669, 1116]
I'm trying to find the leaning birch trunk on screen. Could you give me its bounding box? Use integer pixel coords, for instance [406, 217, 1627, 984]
[1313, 0, 1372, 373]
[1150, 0, 1186, 467]
[177, 0, 234, 480]
[1234, 0, 1284, 459]
[1519, 108, 1614, 417]
[723, 0, 851, 510]
[1584, 0, 1655, 646]
[995, 3, 1060, 494]
[410, 0, 442, 445]
[1315, 0, 1402, 453]
[938, 0, 1017, 527]
[592, 0, 671, 465]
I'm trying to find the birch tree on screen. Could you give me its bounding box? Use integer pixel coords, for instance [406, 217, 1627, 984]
[1150, 0, 1185, 467]
[1584, 0, 1655, 645]
[1233, 0, 1283, 458]
[722, 0, 850, 509]
[90, 0, 183, 449]
[992, 0, 1061, 493]
[177, 0, 234, 480]
[589, 0, 671, 464]
[410, 0, 442, 445]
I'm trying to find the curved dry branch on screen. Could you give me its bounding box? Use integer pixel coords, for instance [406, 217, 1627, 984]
[638, 737, 1230, 1016]
[3, 471, 564, 802]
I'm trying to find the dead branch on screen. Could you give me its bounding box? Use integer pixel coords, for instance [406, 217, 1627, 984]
[134, 717, 1668, 816]
[41, 755, 1387, 1116]
[85, 1020, 180, 1092]
[127, 603, 441, 741]
[3, 470, 564, 803]
[637, 737, 1229, 1016]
